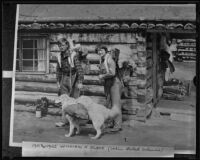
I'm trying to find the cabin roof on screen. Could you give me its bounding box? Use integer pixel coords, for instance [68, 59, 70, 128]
[19, 4, 196, 22]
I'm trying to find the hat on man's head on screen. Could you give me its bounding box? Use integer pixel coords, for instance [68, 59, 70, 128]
[57, 37, 68, 44]
[114, 48, 120, 54]
[99, 46, 108, 52]
[57, 33, 65, 41]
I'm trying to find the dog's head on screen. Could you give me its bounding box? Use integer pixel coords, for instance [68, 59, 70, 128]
[76, 96, 93, 107]
[54, 94, 77, 109]
[55, 94, 70, 104]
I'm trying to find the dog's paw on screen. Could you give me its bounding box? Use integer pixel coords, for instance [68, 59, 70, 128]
[90, 136, 100, 139]
[65, 134, 72, 137]
[88, 134, 94, 137]
[90, 136, 98, 139]
[89, 134, 100, 139]
[88, 134, 97, 139]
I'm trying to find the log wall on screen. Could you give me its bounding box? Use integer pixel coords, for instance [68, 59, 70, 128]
[48, 32, 143, 101]
[15, 31, 156, 121]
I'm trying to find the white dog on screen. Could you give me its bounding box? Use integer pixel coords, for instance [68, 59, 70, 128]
[55, 94, 121, 139]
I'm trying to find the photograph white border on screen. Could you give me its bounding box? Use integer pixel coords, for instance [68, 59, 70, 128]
[8, 4, 197, 157]
[9, 4, 21, 147]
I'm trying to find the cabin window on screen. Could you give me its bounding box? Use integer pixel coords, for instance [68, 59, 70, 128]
[16, 36, 47, 73]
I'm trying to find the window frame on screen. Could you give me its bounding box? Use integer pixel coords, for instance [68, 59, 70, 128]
[16, 34, 49, 74]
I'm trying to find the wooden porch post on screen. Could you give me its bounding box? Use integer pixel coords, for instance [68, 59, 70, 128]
[152, 33, 158, 107]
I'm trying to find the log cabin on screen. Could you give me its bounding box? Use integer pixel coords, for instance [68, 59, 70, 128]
[15, 4, 196, 121]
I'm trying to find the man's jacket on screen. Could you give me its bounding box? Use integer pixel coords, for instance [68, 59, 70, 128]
[56, 51, 84, 84]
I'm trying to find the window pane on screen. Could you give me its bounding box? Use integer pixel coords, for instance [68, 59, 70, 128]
[16, 60, 19, 71]
[17, 49, 19, 59]
[22, 49, 33, 59]
[22, 60, 33, 71]
[18, 37, 47, 72]
[34, 40, 37, 48]
[34, 49, 38, 59]
[37, 38, 46, 49]
[23, 40, 34, 48]
[35, 50, 45, 60]
[34, 60, 46, 71]
[17, 40, 19, 48]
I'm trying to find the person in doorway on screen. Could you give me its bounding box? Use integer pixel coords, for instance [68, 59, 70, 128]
[97, 46, 123, 132]
[160, 34, 175, 81]
[193, 76, 197, 87]
[55, 38, 84, 127]
[169, 38, 177, 58]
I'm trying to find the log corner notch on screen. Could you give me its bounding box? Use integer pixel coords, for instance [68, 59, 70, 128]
[134, 33, 154, 121]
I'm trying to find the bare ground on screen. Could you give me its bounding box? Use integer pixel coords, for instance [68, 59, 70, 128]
[11, 61, 196, 151]
[172, 61, 196, 81]
[12, 110, 195, 150]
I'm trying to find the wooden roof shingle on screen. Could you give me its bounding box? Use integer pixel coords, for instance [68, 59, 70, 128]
[19, 4, 196, 22]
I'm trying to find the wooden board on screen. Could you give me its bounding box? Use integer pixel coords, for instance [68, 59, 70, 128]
[16, 74, 103, 85]
[15, 81, 58, 93]
[84, 64, 100, 75]
[146, 49, 153, 59]
[50, 44, 60, 52]
[14, 91, 58, 104]
[49, 33, 137, 43]
[15, 74, 57, 83]
[152, 33, 158, 105]
[81, 85, 105, 96]
[14, 91, 139, 112]
[14, 91, 106, 105]
[15, 81, 105, 96]
[83, 75, 103, 85]
[50, 52, 60, 60]
[86, 54, 101, 64]
[125, 79, 137, 86]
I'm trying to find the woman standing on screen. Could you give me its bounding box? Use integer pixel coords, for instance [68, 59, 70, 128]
[98, 46, 123, 132]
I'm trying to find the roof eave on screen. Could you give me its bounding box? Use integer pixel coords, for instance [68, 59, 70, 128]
[18, 18, 196, 23]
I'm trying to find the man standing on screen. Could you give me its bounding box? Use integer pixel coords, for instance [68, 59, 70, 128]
[98, 46, 123, 132]
[55, 38, 84, 127]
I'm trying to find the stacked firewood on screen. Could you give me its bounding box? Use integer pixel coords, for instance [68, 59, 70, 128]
[162, 78, 187, 101]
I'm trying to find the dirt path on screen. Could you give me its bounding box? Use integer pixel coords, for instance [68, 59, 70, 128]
[12, 110, 195, 150]
[11, 61, 196, 151]
[172, 62, 196, 81]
